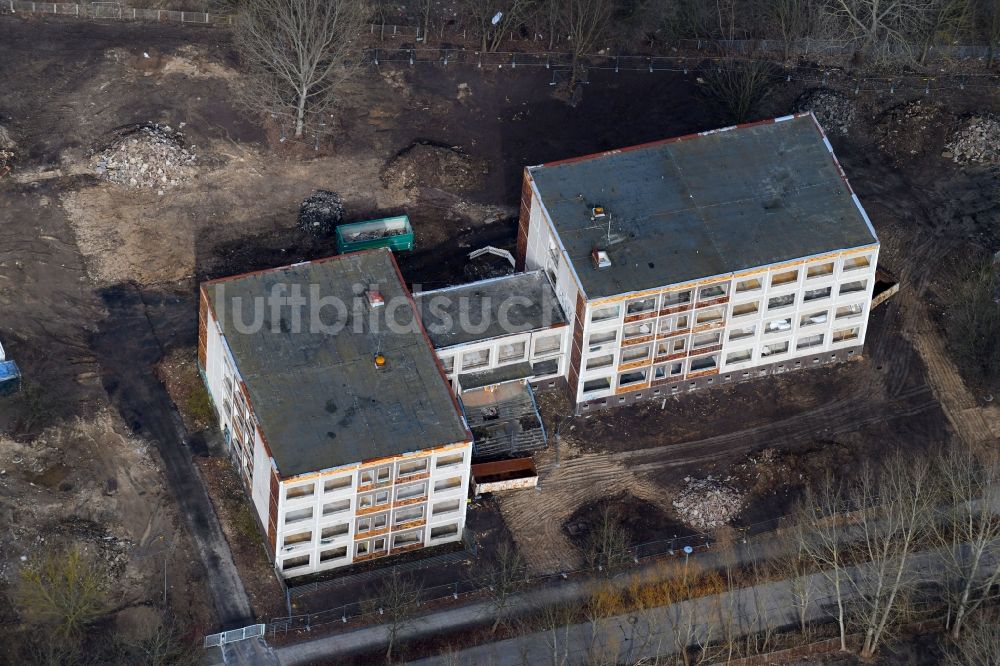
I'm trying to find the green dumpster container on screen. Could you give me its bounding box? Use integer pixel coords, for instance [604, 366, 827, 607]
[335, 215, 414, 254]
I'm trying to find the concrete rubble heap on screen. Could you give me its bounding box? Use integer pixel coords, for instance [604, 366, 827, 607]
[93, 122, 196, 189]
[297, 189, 344, 236]
[0, 124, 14, 170]
[672, 476, 746, 531]
[944, 116, 1000, 165]
[796, 88, 857, 137]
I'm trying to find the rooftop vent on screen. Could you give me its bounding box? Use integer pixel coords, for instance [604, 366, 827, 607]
[365, 289, 385, 308]
[592, 249, 612, 270]
[591, 206, 606, 219]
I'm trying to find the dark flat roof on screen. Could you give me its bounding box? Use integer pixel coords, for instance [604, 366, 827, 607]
[413, 272, 567, 349]
[204, 250, 469, 478]
[527, 114, 878, 301]
[458, 361, 534, 391]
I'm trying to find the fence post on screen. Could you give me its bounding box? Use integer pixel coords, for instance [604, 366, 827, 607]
[180, 10, 184, 22]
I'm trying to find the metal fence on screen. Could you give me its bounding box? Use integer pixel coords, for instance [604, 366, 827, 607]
[267, 515, 786, 640]
[3, 0, 232, 24]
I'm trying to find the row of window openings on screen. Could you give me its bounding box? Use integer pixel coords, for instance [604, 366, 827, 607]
[586, 303, 866, 371]
[285, 453, 465, 500]
[599, 282, 865, 349]
[283, 499, 462, 546]
[440, 334, 562, 373]
[589, 258, 871, 325]
[583, 325, 862, 394]
[281, 524, 460, 571]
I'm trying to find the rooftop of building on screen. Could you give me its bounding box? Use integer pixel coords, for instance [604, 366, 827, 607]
[526, 113, 879, 301]
[413, 271, 567, 349]
[204, 249, 469, 478]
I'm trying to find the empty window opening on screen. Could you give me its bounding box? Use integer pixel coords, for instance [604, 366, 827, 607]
[436, 452, 464, 469]
[432, 499, 461, 516]
[618, 369, 648, 386]
[797, 333, 825, 350]
[690, 355, 718, 372]
[726, 350, 752, 364]
[691, 331, 722, 349]
[431, 523, 459, 540]
[839, 280, 868, 295]
[320, 547, 348, 562]
[285, 508, 313, 525]
[283, 531, 312, 548]
[393, 530, 423, 548]
[394, 506, 424, 525]
[832, 327, 860, 343]
[699, 284, 727, 300]
[534, 334, 562, 356]
[583, 377, 612, 393]
[587, 354, 615, 370]
[624, 321, 654, 339]
[396, 482, 427, 502]
[760, 341, 790, 357]
[732, 301, 759, 317]
[282, 555, 310, 571]
[626, 296, 657, 315]
[590, 303, 621, 323]
[768, 294, 795, 310]
[461, 348, 490, 370]
[321, 523, 349, 540]
[621, 345, 651, 364]
[589, 330, 617, 347]
[807, 262, 834, 279]
[765, 318, 792, 333]
[729, 325, 756, 341]
[286, 483, 315, 500]
[324, 476, 351, 493]
[498, 341, 526, 363]
[804, 286, 832, 302]
[398, 459, 428, 477]
[662, 290, 692, 307]
[434, 476, 463, 492]
[440, 356, 455, 374]
[843, 255, 871, 271]
[771, 269, 799, 287]
[836, 303, 864, 319]
[695, 308, 725, 325]
[800, 310, 829, 327]
[323, 499, 351, 516]
[736, 278, 762, 292]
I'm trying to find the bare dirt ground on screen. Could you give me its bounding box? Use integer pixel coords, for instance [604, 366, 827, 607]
[1, 9, 998, 637]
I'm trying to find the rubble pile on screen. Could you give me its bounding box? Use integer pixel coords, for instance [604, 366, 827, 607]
[298, 189, 344, 236]
[382, 141, 487, 192]
[943, 116, 1000, 164]
[873, 100, 948, 158]
[93, 123, 196, 189]
[795, 88, 857, 136]
[346, 228, 406, 242]
[0, 124, 14, 171]
[672, 476, 745, 531]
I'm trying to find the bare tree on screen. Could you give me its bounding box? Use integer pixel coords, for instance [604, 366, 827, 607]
[584, 504, 633, 575]
[972, 0, 1000, 64]
[478, 540, 528, 633]
[946, 257, 1000, 395]
[769, 0, 821, 59]
[233, 0, 367, 139]
[848, 454, 933, 660]
[933, 448, 1000, 639]
[824, 0, 922, 66]
[700, 58, 776, 123]
[559, 0, 616, 87]
[943, 616, 1000, 665]
[794, 473, 851, 651]
[370, 570, 422, 662]
[464, 0, 537, 52]
[17, 545, 110, 642]
[914, 0, 971, 64]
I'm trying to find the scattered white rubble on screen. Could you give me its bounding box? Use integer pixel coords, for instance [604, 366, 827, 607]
[796, 88, 857, 137]
[673, 476, 746, 531]
[943, 116, 1000, 165]
[93, 122, 196, 189]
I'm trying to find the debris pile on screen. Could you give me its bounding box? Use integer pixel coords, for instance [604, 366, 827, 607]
[93, 123, 196, 189]
[795, 88, 857, 136]
[298, 190, 344, 236]
[873, 100, 949, 159]
[673, 476, 745, 531]
[0, 124, 15, 171]
[943, 116, 1000, 165]
[382, 141, 487, 192]
[346, 228, 406, 242]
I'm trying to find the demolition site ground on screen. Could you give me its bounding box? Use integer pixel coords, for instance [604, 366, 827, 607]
[0, 14, 998, 632]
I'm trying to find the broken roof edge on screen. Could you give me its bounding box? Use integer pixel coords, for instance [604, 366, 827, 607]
[525, 172, 589, 302]
[582, 241, 881, 306]
[525, 112, 819, 172]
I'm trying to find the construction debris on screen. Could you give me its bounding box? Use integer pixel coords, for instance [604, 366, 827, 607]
[382, 141, 487, 192]
[796, 88, 857, 137]
[0, 124, 15, 172]
[297, 189, 344, 236]
[943, 115, 1000, 165]
[672, 476, 745, 531]
[873, 100, 949, 159]
[93, 123, 196, 189]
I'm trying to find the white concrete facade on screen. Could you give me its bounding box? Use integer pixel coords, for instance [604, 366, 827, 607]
[433, 326, 571, 390]
[200, 293, 472, 579]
